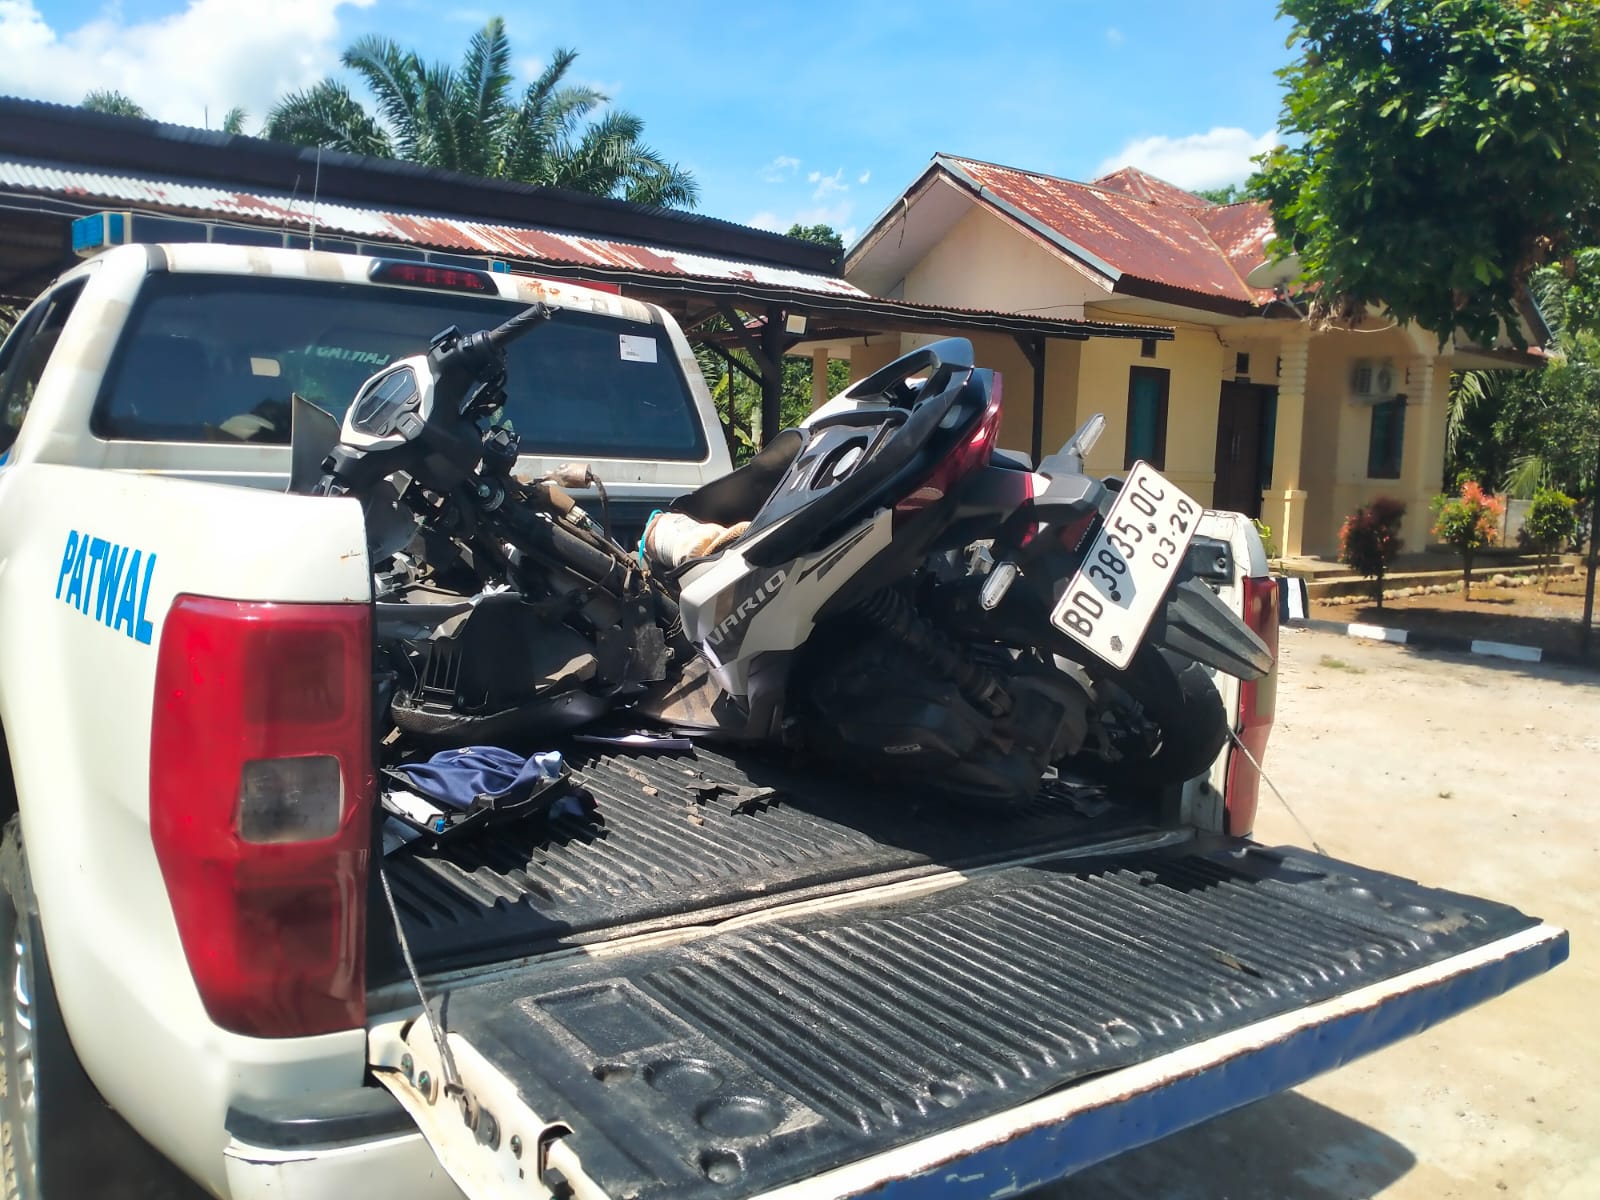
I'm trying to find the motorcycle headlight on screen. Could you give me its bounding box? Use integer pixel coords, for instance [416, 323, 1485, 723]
[350, 366, 420, 438]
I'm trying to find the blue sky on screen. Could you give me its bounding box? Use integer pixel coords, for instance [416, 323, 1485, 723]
[6, 1, 1297, 241]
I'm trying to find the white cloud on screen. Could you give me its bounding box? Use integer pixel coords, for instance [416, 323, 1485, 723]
[744, 201, 855, 241]
[759, 155, 801, 183]
[0, 0, 372, 130]
[808, 167, 847, 201]
[751, 165, 861, 241]
[1094, 126, 1277, 190]
[1106, 27, 1124, 45]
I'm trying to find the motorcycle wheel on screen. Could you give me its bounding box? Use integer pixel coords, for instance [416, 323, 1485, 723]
[1060, 645, 1228, 791]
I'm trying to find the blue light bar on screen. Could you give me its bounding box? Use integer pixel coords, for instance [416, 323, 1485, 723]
[68, 210, 511, 276]
[71, 211, 128, 255]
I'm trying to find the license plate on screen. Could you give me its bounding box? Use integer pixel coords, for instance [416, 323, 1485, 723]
[1051, 461, 1201, 670]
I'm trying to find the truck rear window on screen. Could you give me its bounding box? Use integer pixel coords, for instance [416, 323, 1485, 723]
[91, 273, 709, 461]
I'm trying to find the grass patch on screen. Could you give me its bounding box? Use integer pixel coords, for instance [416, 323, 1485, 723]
[1319, 654, 1366, 674]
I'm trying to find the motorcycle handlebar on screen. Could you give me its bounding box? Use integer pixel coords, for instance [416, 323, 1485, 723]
[487, 302, 554, 349]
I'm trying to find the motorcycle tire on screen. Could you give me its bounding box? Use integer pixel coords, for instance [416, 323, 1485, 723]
[1061, 645, 1228, 792]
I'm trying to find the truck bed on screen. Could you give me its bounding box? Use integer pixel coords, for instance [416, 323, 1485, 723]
[376, 834, 1557, 1200]
[373, 745, 1169, 979]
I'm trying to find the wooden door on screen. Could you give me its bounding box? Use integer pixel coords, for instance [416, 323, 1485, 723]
[1213, 382, 1266, 517]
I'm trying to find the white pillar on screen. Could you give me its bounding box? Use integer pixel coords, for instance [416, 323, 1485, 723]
[1263, 328, 1310, 557]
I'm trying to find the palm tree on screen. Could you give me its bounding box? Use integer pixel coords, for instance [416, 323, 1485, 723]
[264, 19, 697, 208]
[81, 91, 148, 118]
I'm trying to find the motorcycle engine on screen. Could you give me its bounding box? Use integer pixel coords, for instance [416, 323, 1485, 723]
[804, 636, 1090, 807]
[380, 589, 612, 747]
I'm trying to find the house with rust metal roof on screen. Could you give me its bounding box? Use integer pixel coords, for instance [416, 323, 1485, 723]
[844, 154, 1539, 558]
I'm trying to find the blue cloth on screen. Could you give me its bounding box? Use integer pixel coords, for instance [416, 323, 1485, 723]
[391, 746, 567, 811]
[638, 508, 664, 567]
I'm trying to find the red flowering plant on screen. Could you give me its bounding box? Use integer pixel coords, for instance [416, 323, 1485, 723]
[1430, 479, 1505, 599]
[1339, 497, 1407, 608]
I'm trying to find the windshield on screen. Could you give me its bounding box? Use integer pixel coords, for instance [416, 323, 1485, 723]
[92, 273, 709, 461]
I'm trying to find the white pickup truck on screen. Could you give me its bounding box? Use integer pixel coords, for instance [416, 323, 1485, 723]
[0, 239, 1567, 1200]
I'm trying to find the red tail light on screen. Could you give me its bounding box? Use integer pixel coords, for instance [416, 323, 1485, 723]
[1225, 575, 1279, 835]
[151, 596, 373, 1038]
[893, 375, 1004, 525]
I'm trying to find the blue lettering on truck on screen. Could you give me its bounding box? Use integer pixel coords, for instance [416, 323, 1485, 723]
[55, 530, 157, 644]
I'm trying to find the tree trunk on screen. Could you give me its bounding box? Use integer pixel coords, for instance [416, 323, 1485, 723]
[1463, 549, 1474, 600]
[1373, 568, 1384, 610]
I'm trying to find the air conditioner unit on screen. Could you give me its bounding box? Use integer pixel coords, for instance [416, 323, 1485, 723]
[1350, 357, 1399, 401]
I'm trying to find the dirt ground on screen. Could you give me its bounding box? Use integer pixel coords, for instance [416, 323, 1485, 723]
[1315, 574, 1596, 655]
[1047, 627, 1600, 1200]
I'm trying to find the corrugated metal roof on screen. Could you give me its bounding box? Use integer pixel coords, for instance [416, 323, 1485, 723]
[0, 95, 841, 276]
[938, 155, 1276, 307]
[1193, 202, 1278, 296]
[0, 156, 871, 298]
[1091, 167, 1210, 209]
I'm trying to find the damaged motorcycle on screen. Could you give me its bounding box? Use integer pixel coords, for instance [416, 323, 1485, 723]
[296, 308, 1270, 806]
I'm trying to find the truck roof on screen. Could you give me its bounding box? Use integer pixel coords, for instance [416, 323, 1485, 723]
[59, 241, 663, 326]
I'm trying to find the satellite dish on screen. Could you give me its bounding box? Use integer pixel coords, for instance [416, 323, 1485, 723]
[1246, 250, 1302, 290]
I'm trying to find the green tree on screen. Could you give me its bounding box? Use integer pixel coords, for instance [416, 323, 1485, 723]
[1251, 0, 1600, 348]
[220, 107, 249, 135]
[1523, 488, 1578, 587]
[1194, 184, 1245, 205]
[81, 90, 148, 118]
[264, 18, 697, 207]
[1431, 479, 1504, 598]
[1452, 255, 1600, 493]
[695, 222, 851, 460]
[786, 222, 844, 250]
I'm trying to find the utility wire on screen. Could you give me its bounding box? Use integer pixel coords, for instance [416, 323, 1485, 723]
[1226, 725, 1328, 855]
[378, 862, 465, 1107]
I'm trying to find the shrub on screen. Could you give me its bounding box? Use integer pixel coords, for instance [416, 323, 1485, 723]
[1252, 517, 1280, 559]
[1339, 497, 1406, 608]
[1431, 479, 1504, 599]
[1523, 488, 1579, 589]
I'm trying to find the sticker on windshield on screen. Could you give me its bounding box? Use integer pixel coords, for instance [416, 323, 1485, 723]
[619, 334, 658, 363]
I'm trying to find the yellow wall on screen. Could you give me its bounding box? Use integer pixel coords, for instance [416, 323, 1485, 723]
[847, 331, 1078, 461]
[847, 336, 907, 384]
[1296, 327, 1447, 555]
[1073, 327, 1225, 505]
[902, 203, 1105, 315]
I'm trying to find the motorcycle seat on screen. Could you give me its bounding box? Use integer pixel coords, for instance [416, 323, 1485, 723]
[661, 368, 980, 571]
[669, 427, 805, 529]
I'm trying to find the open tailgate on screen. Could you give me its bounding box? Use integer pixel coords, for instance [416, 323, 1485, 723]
[369, 838, 1565, 1200]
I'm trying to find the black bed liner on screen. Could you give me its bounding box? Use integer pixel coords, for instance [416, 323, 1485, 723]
[374, 745, 1162, 978]
[424, 839, 1539, 1200]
